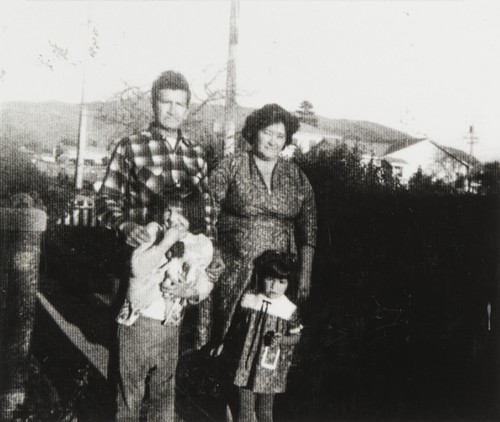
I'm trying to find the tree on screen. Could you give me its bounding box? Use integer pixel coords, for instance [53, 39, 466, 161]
[95, 86, 152, 138]
[96, 70, 229, 152]
[296, 100, 318, 127]
[474, 161, 500, 195]
[431, 149, 467, 185]
[407, 167, 455, 196]
[380, 159, 400, 191]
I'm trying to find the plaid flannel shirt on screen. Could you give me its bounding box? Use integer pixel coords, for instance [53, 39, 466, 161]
[96, 124, 216, 240]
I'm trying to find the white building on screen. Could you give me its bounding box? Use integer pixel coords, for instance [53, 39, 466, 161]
[57, 147, 108, 166]
[293, 123, 342, 154]
[383, 139, 479, 184]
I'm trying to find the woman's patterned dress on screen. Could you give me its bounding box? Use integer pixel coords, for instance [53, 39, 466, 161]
[208, 151, 317, 341]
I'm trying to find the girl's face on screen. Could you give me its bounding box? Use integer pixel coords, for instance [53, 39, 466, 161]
[263, 276, 288, 299]
[254, 122, 286, 161]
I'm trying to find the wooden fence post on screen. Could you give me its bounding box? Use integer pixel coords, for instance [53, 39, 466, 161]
[0, 205, 47, 419]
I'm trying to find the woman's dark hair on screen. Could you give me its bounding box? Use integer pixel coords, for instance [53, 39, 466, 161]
[151, 70, 191, 105]
[253, 250, 298, 293]
[241, 104, 300, 147]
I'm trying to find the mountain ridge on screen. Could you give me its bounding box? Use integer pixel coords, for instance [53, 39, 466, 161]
[1, 100, 417, 153]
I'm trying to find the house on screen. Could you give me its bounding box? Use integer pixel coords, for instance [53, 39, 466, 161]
[382, 138, 480, 184]
[56, 147, 108, 166]
[293, 123, 342, 153]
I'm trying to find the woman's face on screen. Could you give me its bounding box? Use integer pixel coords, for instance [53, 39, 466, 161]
[254, 122, 286, 161]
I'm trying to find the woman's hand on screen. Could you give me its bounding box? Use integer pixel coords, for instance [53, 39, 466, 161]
[209, 343, 224, 357]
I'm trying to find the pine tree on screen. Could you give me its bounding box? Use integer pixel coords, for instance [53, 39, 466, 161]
[296, 100, 318, 127]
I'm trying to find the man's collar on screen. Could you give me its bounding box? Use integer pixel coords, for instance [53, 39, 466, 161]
[148, 123, 195, 147]
[149, 124, 183, 141]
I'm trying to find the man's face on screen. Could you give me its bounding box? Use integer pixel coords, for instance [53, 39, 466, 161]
[153, 89, 189, 130]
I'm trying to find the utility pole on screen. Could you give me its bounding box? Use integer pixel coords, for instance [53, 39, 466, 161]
[224, 0, 239, 156]
[466, 124, 478, 158]
[464, 124, 479, 192]
[75, 67, 88, 191]
[74, 5, 92, 191]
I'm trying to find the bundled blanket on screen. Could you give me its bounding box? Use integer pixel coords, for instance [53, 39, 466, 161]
[117, 214, 214, 326]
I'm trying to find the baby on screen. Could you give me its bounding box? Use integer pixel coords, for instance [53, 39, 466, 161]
[118, 208, 214, 326]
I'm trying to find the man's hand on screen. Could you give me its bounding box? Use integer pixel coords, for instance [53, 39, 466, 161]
[206, 246, 225, 283]
[130, 223, 187, 280]
[127, 223, 187, 310]
[161, 262, 214, 302]
[120, 221, 151, 247]
[160, 268, 198, 300]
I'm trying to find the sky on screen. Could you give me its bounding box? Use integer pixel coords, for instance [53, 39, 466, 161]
[1, 0, 499, 161]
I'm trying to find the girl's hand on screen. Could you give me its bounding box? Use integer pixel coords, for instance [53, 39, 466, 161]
[270, 333, 283, 348]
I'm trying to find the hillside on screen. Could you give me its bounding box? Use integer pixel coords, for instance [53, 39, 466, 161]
[316, 116, 416, 143]
[1, 101, 128, 153]
[1, 100, 416, 154]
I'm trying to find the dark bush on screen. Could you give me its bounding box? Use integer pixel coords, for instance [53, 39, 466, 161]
[290, 143, 500, 420]
[0, 141, 72, 222]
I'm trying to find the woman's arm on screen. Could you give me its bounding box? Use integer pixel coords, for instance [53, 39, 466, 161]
[206, 156, 237, 282]
[208, 154, 236, 216]
[298, 244, 315, 304]
[295, 170, 317, 304]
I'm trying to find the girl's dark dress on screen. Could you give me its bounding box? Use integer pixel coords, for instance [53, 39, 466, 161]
[223, 292, 301, 394]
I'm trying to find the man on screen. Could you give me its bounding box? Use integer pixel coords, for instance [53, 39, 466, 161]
[96, 70, 222, 421]
[97, 70, 215, 244]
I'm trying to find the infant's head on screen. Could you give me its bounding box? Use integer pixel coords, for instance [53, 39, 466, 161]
[164, 206, 189, 231]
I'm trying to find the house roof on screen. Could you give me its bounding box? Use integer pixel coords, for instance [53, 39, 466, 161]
[383, 138, 480, 167]
[383, 138, 426, 155]
[430, 142, 481, 167]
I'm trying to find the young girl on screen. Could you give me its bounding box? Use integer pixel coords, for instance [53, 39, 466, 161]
[221, 250, 303, 422]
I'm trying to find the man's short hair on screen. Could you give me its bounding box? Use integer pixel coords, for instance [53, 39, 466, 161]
[151, 71, 191, 105]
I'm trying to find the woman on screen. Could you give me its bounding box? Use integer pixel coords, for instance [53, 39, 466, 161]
[209, 103, 317, 343]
